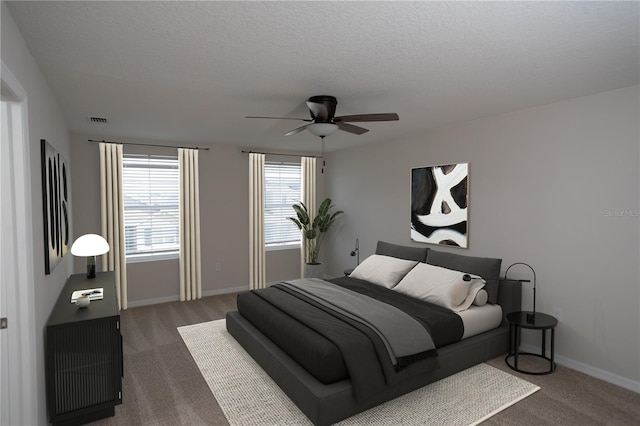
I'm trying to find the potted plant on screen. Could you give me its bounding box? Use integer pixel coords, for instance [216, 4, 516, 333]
[288, 198, 343, 278]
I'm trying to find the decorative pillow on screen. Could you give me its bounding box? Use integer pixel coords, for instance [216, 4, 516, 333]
[349, 254, 418, 289]
[473, 289, 488, 306]
[426, 250, 502, 304]
[393, 263, 485, 312]
[375, 241, 429, 263]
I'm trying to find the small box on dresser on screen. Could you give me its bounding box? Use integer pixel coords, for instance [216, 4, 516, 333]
[45, 271, 122, 426]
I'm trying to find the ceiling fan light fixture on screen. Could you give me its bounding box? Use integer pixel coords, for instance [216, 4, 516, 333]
[307, 122, 338, 137]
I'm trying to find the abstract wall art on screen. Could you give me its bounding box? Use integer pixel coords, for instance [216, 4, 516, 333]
[41, 139, 70, 274]
[411, 163, 469, 248]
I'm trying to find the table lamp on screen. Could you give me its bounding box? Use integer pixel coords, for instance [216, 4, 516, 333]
[70, 234, 110, 278]
[504, 262, 537, 323]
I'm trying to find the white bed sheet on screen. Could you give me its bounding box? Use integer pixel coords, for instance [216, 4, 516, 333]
[457, 304, 503, 339]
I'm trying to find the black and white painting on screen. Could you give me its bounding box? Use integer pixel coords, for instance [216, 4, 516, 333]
[41, 139, 70, 274]
[411, 163, 468, 248]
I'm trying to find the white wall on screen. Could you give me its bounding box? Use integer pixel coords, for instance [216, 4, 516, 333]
[325, 86, 640, 390]
[1, 4, 72, 424]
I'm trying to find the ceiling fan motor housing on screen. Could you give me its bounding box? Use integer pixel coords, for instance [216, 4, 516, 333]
[307, 95, 337, 122]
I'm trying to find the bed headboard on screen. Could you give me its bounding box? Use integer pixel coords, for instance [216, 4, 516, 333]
[375, 241, 428, 262]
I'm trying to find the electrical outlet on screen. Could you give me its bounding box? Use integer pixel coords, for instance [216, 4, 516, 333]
[552, 307, 563, 322]
[215, 263, 222, 272]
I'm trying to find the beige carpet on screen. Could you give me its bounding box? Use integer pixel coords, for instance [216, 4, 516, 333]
[178, 319, 540, 426]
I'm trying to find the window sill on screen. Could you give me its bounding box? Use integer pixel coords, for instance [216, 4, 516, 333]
[126, 252, 179, 264]
[266, 244, 300, 252]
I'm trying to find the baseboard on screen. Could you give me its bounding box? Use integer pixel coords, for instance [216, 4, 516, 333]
[202, 285, 248, 297]
[127, 285, 248, 308]
[127, 295, 180, 308]
[519, 343, 640, 393]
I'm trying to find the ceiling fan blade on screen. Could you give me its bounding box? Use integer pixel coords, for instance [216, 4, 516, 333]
[284, 124, 310, 136]
[336, 122, 369, 135]
[306, 101, 330, 121]
[246, 116, 312, 121]
[334, 113, 399, 123]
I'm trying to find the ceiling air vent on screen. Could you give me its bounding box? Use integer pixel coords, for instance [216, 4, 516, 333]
[88, 116, 108, 123]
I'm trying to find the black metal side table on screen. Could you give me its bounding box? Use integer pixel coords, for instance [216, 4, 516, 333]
[505, 311, 558, 375]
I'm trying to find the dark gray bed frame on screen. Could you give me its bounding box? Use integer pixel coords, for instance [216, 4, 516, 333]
[226, 278, 521, 426]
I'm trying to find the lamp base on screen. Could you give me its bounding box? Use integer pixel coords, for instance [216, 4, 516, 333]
[526, 312, 536, 324]
[86, 256, 96, 279]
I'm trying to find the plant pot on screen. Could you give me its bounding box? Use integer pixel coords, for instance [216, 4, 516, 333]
[304, 263, 324, 279]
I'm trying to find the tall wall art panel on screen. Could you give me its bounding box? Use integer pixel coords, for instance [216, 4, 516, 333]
[41, 139, 70, 274]
[411, 163, 469, 248]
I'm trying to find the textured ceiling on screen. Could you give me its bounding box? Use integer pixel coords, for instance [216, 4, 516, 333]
[6, 1, 639, 153]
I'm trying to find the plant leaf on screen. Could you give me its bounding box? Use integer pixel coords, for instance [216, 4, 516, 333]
[292, 203, 309, 225]
[318, 198, 331, 216]
[330, 210, 344, 221]
[287, 217, 303, 230]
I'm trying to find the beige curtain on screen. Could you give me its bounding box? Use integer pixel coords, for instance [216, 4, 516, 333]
[249, 153, 266, 289]
[179, 148, 202, 301]
[300, 156, 317, 276]
[99, 142, 127, 310]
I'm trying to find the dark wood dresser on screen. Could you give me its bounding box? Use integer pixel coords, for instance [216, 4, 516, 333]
[46, 271, 122, 425]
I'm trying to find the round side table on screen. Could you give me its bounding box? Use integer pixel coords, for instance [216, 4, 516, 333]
[505, 311, 558, 375]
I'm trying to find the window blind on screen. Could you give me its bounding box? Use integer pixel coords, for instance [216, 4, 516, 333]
[122, 154, 180, 258]
[264, 161, 301, 247]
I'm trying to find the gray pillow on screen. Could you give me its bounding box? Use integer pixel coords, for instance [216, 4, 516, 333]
[375, 241, 429, 263]
[349, 255, 418, 289]
[426, 250, 502, 304]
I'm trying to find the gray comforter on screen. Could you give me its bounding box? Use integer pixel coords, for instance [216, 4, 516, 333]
[253, 278, 451, 401]
[280, 279, 435, 366]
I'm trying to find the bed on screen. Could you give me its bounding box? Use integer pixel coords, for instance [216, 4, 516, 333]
[226, 242, 522, 426]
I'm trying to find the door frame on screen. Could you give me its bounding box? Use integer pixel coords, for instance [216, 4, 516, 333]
[1, 60, 38, 426]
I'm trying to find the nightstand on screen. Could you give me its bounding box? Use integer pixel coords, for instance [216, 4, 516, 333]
[505, 311, 557, 375]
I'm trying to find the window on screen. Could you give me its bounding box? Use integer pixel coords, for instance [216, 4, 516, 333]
[264, 161, 301, 249]
[122, 154, 180, 262]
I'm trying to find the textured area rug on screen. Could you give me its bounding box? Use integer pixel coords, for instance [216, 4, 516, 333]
[178, 319, 539, 426]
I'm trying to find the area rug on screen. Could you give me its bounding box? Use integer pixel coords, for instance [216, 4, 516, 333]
[178, 319, 539, 426]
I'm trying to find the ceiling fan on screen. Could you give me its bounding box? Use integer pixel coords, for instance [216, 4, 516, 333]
[246, 95, 399, 138]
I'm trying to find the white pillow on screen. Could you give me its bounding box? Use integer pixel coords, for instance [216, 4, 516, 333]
[392, 263, 485, 312]
[473, 289, 488, 306]
[349, 254, 418, 289]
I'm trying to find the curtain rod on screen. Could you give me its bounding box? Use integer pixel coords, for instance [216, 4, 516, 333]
[87, 139, 210, 151]
[241, 150, 322, 158]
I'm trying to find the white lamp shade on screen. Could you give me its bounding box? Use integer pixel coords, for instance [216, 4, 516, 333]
[307, 123, 338, 137]
[70, 234, 110, 256]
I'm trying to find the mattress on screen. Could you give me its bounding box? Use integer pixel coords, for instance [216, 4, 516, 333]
[237, 289, 348, 384]
[458, 304, 503, 339]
